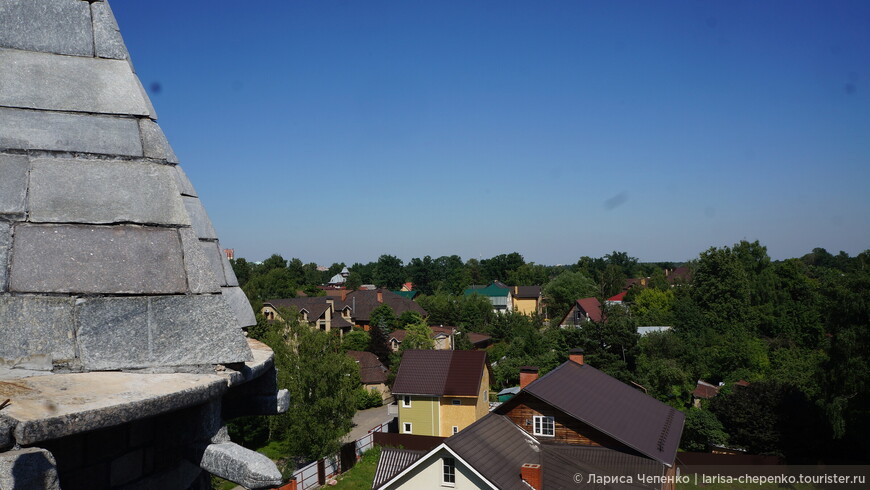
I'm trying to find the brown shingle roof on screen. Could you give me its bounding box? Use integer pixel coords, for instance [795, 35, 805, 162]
[512, 285, 541, 298]
[692, 380, 720, 399]
[346, 350, 388, 384]
[391, 350, 486, 397]
[263, 297, 330, 320]
[577, 297, 603, 322]
[345, 289, 427, 322]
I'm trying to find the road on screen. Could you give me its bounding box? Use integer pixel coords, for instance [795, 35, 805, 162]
[342, 404, 393, 443]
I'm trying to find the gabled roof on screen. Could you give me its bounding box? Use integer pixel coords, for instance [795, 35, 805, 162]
[346, 350, 388, 384]
[466, 332, 492, 346]
[512, 285, 542, 299]
[345, 289, 427, 322]
[390, 290, 418, 300]
[502, 360, 684, 466]
[463, 282, 510, 298]
[263, 297, 330, 320]
[576, 297, 603, 322]
[607, 291, 627, 302]
[391, 350, 487, 397]
[692, 380, 720, 399]
[372, 448, 426, 489]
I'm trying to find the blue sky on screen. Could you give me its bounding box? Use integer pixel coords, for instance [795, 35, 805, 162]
[112, 1, 869, 265]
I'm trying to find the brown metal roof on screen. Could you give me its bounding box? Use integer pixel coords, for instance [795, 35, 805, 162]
[346, 350, 388, 384]
[513, 360, 684, 466]
[512, 285, 542, 298]
[344, 289, 427, 322]
[391, 350, 486, 397]
[542, 444, 662, 489]
[372, 447, 426, 489]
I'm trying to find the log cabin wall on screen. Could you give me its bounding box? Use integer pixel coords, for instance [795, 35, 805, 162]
[504, 396, 630, 450]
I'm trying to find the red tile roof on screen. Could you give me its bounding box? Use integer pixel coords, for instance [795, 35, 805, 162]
[607, 291, 627, 302]
[391, 350, 487, 397]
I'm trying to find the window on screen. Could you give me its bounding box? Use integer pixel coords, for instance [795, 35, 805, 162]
[403, 422, 412, 433]
[533, 415, 555, 436]
[451, 399, 461, 406]
[452, 426, 459, 435]
[402, 395, 411, 408]
[442, 457, 455, 486]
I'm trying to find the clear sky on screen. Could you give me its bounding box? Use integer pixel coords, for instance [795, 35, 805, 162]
[112, 1, 870, 265]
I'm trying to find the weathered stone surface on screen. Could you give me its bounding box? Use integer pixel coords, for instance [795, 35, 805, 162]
[0, 0, 93, 57]
[28, 157, 189, 226]
[9, 224, 187, 294]
[0, 415, 15, 450]
[91, 0, 129, 60]
[180, 228, 221, 294]
[0, 295, 76, 364]
[139, 118, 179, 163]
[220, 339, 276, 389]
[0, 107, 143, 156]
[0, 447, 59, 490]
[4, 372, 228, 445]
[222, 287, 255, 328]
[76, 297, 150, 370]
[173, 166, 198, 197]
[220, 246, 240, 287]
[149, 295, 253, 366]
[0, 153, 29, 215]
[0, 48, 151, 116]
[183, 197, 218, 239]
[198, 443, 282, 490]
[201, 241, 228, 288]
[0, 222, 9, 291]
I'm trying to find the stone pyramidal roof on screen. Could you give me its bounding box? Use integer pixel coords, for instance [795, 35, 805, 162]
[0, 0, 256, 373]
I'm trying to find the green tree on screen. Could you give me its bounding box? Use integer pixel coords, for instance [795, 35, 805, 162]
[481, 252, 525, 283]
[369, 304, 398, 333]
[632, 288, 675, 326]
[402, 318, 435, 351]
[690, 246, 752, 332]
[507, 263, 551, 286]
[543, 270, 597, 323]
[230, 258, 253, 287]
[341, 329, 371, 352]
[681, 408, 728, 451]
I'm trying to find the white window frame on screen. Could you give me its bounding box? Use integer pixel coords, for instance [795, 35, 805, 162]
[402, 395, 411, 408]
[452, 426, 459, 435]
[442, 457, 456, 486]
[533, 415, 555, 436]
[403, 422, 412, 434]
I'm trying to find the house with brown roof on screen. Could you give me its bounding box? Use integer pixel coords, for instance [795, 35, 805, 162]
[389, 326, 456, 352]
[261, 297, 354, 336]
[347, 350, 392, 403]
[345, 289, 427, 331]
[391, 350, 490, 437]
[374, 349, 685, 490]
[558, 297, 603, 328]
[511, 285, 543, 315]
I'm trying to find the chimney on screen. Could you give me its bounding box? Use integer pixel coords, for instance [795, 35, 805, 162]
[514, 286, 518, 295]
[521, 463, 541, 490]
[569, 348, 584, 365]
[340, 289, 347, 301]
[377, 290, 383, 303]
[519, 366, 539, 389]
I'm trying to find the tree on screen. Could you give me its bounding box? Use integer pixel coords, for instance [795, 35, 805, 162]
[690, 246, 752, 332]
[341, 329, 370, 352]
[373, 255, 404, 289]
[507, 263, 551, 286]
[542, 270, 597, 323]
[402, 318, 435, 351]
[632, 288, 675, 326]
[681, 408, 728, 451]
[398, 311, 424, 328]
[230, 258, 253, 287]
[369, 304, 398, 333]
[480, 252, 525, 283]
[406, 256, 436, 295]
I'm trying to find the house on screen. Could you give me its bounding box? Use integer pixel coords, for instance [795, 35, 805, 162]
[346, 350, 392, 403]
[261, 297, 354, 336]
[511, 286, 543, 315]
[558, 297, 602, 328]
[464, 281, 513, 313]
[391, 350, 490, 437]
[389, 326, 456, 352]
[692, 379, 750, 408]
[346, 288, 427, 331]
[465, 332, 493, 350]
[606, 291, 627, 305]
[327, 266, 350, 286]
[374, 349, 685, 490]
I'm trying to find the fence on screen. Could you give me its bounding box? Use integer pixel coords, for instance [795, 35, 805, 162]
[288, 419, 391, 490]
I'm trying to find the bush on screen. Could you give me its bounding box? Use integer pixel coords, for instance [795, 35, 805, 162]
[355, 387, 383, 410]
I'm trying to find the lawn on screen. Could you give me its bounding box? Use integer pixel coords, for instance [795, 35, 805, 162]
[331, 446, 382, 490]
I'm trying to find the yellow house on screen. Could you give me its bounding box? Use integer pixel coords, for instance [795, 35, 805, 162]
[261, 297, 353, 336]
[392, 350, 490, 437]
[511, 286, 542, 316]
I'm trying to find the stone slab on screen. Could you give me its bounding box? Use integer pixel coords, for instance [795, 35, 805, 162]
[219, 339, 276, 389]
[76, 297, 150, 370]
[139, 119, 179, 163]
[0, 153, 29, 215]
[28, 157, 189, 226]
[0, 107, 143, 156]
[0, 222, 9, 291]
[1, 372, 228, 445]
[180, 228, 221, 294]
[0, 295, 76, 364]
[220, 245, 240, 287]
[9, 224, 188, 294]
[149, 295, 253, 366]
[222, 287, 256, 328]
[0, 415, 14, 450]
[183, 197, 218, 239]
[0, 447, 60, 490]
[173, 166, 198, 197]
[0, 47, 151, 116]
[0, 0, 93, 57]
[91, 0, 129, 60]
[201, 240, 228, 288]
[198, 443, 282, 489]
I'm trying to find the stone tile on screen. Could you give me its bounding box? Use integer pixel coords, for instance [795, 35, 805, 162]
[76, 297, 151, 370]
[139, 119, 179, 163]
[0, 153, 29, 215]
[183, 197, 217, 239]
[0, 48, 151, 116]
[0, 447, 60, 490]
[9, 224, 187, 295]
[28, 157, 188, 226]
[200, 241, 227, 288]
[0, 222, 9, 291]
[220, 244, 240, 287]
[149, 295, 253, 365]
[180, 228, 221, 294]
[91, 0, 129, 60]
[0, 295, 76, 364]
[0, 415, 15, 451]
[0, 107, 143, 156]
[0, 0, 93, 57]
[173, 166, 198, 197]
[222, 287, 256, 328]
[199, 443, 282, 489]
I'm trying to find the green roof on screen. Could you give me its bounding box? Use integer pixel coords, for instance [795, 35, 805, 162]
[463, 283, 510, 297]
[391, 290, 418, 300]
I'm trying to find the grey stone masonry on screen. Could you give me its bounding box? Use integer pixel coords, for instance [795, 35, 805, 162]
[0, 447, 60, 490]
[221, 247, 240, 287]
[0, 107, 143, 156]
[183, 197, 218, 239]
[180, 228, 222, 294]
[0, 48, 152, 116]
[91, 0, 129, 60]
[0, 295, 76, 364]
[173, 166, 198, 197]
[139, 119, 179, 163]
[221, 287, 256, 328]
[28, 157, 189, 226]
[201, 240, 229, 288]
[198, 443, 282, 490]
[77, 296, 252, 370]
[0, 0, 93, 57]
[9, 224, 188, 294]
[0, 153, 29, 215]
[0, 223, 10, 291]
[0, 415, 13, 451]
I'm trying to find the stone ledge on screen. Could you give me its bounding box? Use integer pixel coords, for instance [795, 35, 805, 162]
[218, 339, 275, 388]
